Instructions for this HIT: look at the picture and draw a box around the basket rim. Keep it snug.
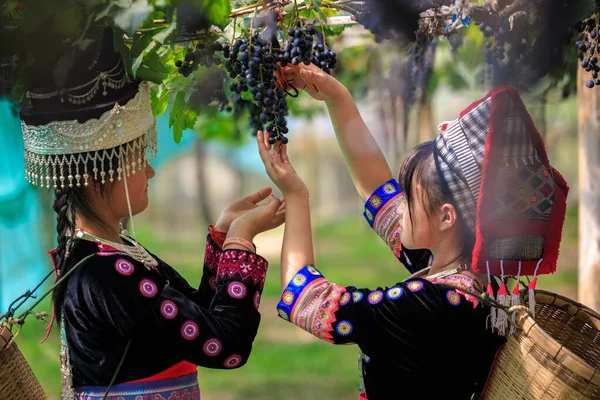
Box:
[533,289,600,320]
[512,290,600,386]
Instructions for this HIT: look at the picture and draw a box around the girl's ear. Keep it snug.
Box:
[439,203,458,232]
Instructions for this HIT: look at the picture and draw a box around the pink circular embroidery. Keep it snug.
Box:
[224,354,243,368]
[115,258,134,276]
[336,320,353,336]
[160,300,178,319]
[339,292,351,306]
[254,291,261,310]
[139,279,158,298]
[228,282,247,299]
[446,290,462,306]
[368,290,384,305]
[209,276,218,291]
[181,321,199,340]
[203,339,222,357]
[407,280,424,293]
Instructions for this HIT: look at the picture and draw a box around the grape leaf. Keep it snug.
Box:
[138,10,166,29]
[95,0,133,22]
[169,91,198,143]
[131,32,155,58]
[132,39,157,77]
[151,87,170,116]
[153,20,177,44]
[311,0,327,24]
[137,64,166,83]
[299,9,315,20]
[323,24,346,36]
[113,27,133,79]
[321,7,338,18]
[137,51,169,83]
[169,90,184,127]
[113,0,154,36]
[203,0,231,29]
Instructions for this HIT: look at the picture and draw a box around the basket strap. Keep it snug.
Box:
[0,324,12,349]
[14,253,97,323]
[101,339,132,400]
[1,269,55,321]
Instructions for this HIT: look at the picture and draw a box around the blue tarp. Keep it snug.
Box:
[0,100,47,313]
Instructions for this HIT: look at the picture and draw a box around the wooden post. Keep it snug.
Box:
[577,66,600,312]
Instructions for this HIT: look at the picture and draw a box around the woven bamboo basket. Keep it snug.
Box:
[0,324,48,399]
[482,290,600,400]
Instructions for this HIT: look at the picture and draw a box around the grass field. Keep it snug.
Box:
[15,207,579,399]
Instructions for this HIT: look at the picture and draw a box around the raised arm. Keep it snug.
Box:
[284,64,392,201]
[257,131,314,287]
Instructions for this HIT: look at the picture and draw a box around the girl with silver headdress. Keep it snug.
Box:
[256,65,568,399]
[20,29,284,399]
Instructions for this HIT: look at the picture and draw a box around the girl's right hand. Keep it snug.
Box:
[282,63,348,102]
[256,131,308,197]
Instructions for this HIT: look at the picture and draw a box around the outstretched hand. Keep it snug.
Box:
[257,131,308,197]
[281,63,347,102]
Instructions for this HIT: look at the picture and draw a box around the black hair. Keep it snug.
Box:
[51,155,116,324]
[398,141,475,265]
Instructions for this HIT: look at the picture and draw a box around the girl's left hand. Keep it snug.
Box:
[257,131,308,197]
[214,187,274,232]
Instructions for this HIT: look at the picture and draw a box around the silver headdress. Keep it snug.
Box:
[25,59,126,104]
[21,81,157,188]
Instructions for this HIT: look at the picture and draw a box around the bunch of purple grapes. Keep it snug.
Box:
[173,21,338,143]
[277,23,337,73]
[175,42,226,77]
[480,23,506,66]
[574,16,600,88]
[225,30,290,144]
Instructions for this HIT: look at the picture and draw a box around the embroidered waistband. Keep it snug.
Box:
[74,372,199,400]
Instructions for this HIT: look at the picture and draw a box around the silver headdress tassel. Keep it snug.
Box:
[21,81,157,188]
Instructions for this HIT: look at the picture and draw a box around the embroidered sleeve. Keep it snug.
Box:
[363,179,432,273]
[363,179,404,251]
[276,265,477,351]
[196,235,222,303]
[151,234,222,309]
[82,248,269,370]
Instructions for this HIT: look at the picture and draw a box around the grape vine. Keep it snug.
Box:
[1,0,599,146]
[174,19,337,144]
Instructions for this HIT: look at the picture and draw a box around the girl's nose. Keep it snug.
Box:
[146,164,156,180]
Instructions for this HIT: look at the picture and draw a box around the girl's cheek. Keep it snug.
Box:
[396,197,407,232]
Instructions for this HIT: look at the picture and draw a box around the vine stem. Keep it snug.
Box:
[228,0,361,22]
[321,1,360,16]
[231,16,237,46]
[136,25,169,33]
[294,0,299,27]
[230,1,285,18]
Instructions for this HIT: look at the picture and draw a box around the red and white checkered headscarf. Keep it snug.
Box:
[434,86,569,278]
